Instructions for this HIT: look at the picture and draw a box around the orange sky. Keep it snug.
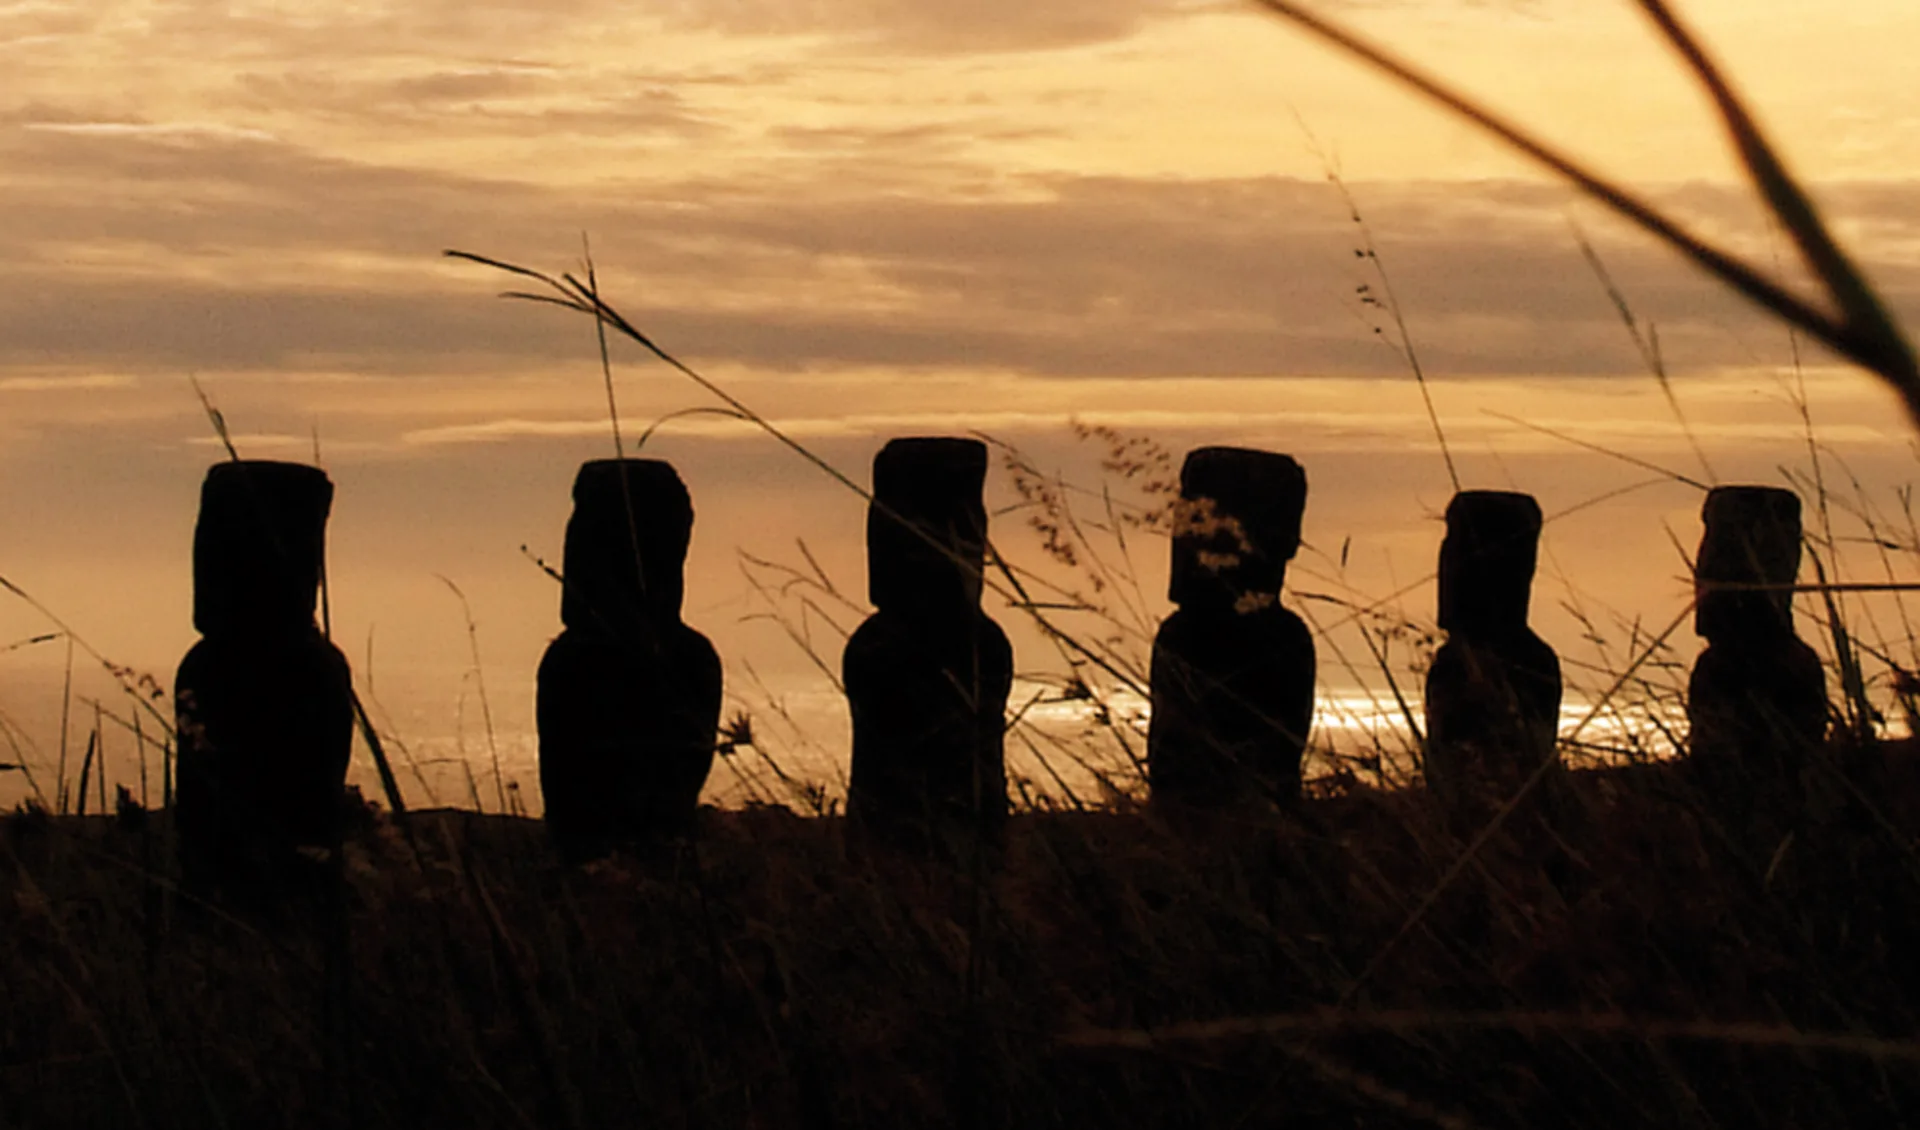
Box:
[3,0,1919,808]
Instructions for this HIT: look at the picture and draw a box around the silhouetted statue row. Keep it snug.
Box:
[171,444,1832,885]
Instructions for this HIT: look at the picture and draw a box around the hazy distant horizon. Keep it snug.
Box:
[0,651,1706,817]
[3,365,1914,817]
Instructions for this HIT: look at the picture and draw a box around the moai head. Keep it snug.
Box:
[1695,485,1801,641]
[866,437,990,620]
[1437,490,1543,635]
[193,461,334,637]
[561,459,694,633]
[1167,447,1306,611]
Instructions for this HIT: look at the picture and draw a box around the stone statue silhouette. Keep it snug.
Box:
[174,461,354,895]
[1148,447,1316,810]
[1687,486,1827,799]
[844,437,1013,851]
[1422,491,1562,822]
[537,459,723,861]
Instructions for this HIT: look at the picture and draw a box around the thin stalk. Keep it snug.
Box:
[75,728,96,819]
[584,238,625,460]
[1244,0,1920,423]
[1572,224,1714,484]
[438,576,509,814]
[94,702,106,814]
[56,634,73,813]
[1328,170,1458,491]
[134,707,148,811]
[1484,411,1711,492]
[1066,1007,1920,1063]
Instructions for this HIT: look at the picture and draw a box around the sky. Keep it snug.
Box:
[3,0,1920,810]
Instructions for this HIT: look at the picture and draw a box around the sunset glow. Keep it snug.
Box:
[5,0,1919,809]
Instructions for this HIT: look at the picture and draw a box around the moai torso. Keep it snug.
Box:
[174,461,354,893]
[1687,486,1827,793]
[538,459,722,860]
[844,437,1013,849]
[1422,491,1562,818]
[1148,447,1316,810]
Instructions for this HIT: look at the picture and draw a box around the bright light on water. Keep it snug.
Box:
[0,667,1802,817]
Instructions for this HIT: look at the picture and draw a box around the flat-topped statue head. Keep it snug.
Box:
[192,461,334,638]
[1694,485,1801,640]
[561,458,694,633]
[1167,446,1306,610]
[866,437,990,620]
[1437,490,1542,635]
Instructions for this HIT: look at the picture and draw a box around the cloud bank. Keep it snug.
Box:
[1,115,1916,383]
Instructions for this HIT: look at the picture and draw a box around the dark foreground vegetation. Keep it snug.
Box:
[7,749,1920,1130]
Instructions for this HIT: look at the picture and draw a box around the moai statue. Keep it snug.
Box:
[844,437,1013,851]
[1687,486,1827,796]
[538,459,723,861]
[1422,491,1562,820]
[174,461,354,893]
[1148,447,1316,810]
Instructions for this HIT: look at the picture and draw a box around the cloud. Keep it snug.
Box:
[0,373,137,392]
[22,120,281,143]
[2,118,1918,382]
[119,0,1199,69]
[645,0,1206,54]
[396,400,1905,456]
[0,3,95,41]
[184,432,330,452]
[228,69,721,140]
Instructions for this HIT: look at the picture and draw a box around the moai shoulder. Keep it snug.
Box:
[1422,491,1562,818]
[173,460,354,898]
[1148,446,1316,811]
[537,459,723,861]
[845,437,1013,853]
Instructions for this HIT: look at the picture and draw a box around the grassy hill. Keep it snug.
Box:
[6,749,1920,1129]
